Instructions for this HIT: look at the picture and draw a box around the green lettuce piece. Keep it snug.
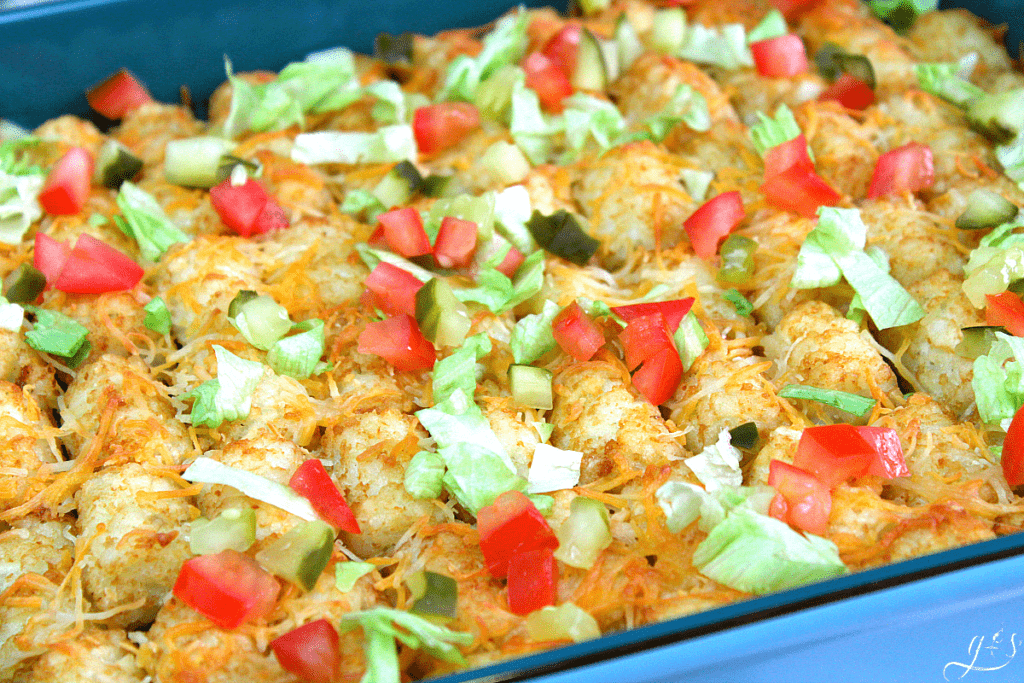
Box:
[973,331,1024,428]
[749,104,805,158]
[510,299,560,365]
[440,441,528,513]
[0,169,43,244]
[656,481,775,534]
[846,245,889,325]
[723,289,753,316]
[0,136,44,176]
[454,250,544,314]
[778,384,876,417]
[417,392,509,466]
[340,189,387,222]
[266,319,327,379]
[143,296,171,335]
[692,506,848,594]
[115,181,190,261]
[747,10,787,43]
[339,607,473,683]
[431,333,491,408]
[437,10,529,102]
[291,126,417,165]
[678,22,753,70]
[364,80,410,124]
[997,135,1024,192]
[335,562,375,592]
[834,249,924,328]
[493,184,537,254]
[354,243,436,283]
[684,429,743,492]
[868,0,938,31]
[681,168,714,203]
[642,84,710,140]
[560,94,627,161]
[426,192,496,246]
[184,345,265,428]
[25,308,88,357]
[509,77,553,164]
[474,65,525,124]
[404,450,446,499]
[914,61,985,107]
[674,311,708,371]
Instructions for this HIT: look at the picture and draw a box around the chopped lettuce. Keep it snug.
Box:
[527,443,583,493]
[749,104,805,158]
[454,249,544,314]
[510,299,561,365]
[339,607,473,683]
[437,10,529,102]
[778,384,876,417]
[493,184,537,254]
[335,561,376,592]
[438,441,527,513]
[681,168,714,203]
[143,296,172,335]
[692,506,848,594]
[997,134,1024,191]
[184,345,265,428]
[914,60,985,107]
[674,310,709,371]
[656,481,775,534]
[115,181,189,261]
[747,10,787,44]
[355,243,436,283]
[267,319,327,380]
[723,289,753,316]
[678,22,753,70]
[182,456,319,521]
[560,94,628,161]
[684,429,743,492]
[292,126,417,165]
[791,207,924,329]
[642,84,711,140]
[973,331,1024,428]
[868,0,938,31]
[341,188,387,222]
[509,77,553,165]
[431,333,491,407]
[0,169,43,244]
[404,450,446,499]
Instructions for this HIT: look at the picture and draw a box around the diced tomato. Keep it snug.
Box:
[866,142,935,199]
[683,191,745,258]
[768,460,832,536]
[750,34,808,78]
[86,69,152,120]
[289,460,361,534]
[53,234,144,294]
[39,147,93,216]
[172,550,280,629]
[761,163,842,219]
[551,301,605,361]
[619,314,675,371]
[377,207,432,258]
[524,52,574,113]
[630,344,683,406]
[818,73,875,111]
[856,426,910,479]
[793,424,908,488]
[610,298,695,333]
[477,490,559,579]
[507,547,558,615]
[357,314,436,372]
[413,103,481,156]
[540,23,581,77]
[271,619,341,683]
[34,233,71,287]
[763,134,814,179]
[770,0,822,17]
[364,262,424,317]
[210,177,289,237]
[433,217,478,269]
[495,245,526,278]
[1002,403,1024,486]
[986,292,1024,337]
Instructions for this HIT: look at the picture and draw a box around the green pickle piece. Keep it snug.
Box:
[508,364,554,410]
[415,278,471,347]
[3,263,46,304]
[728,422,760,450]
[407,570,458,621]
[190,507,257,555]
[255,520,335,591]
[717,234,757,284]
[956,325,1008,360]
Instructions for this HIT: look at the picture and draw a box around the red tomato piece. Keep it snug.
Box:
[413,103,481,156]
[763,134,814,179]
[770,0,822,17]
[271,619,341,683]
[364,262,424,317]
[356,315,436,372]
[818,73,875,111]
[507,547,558,616]
[34,233,71,287]
[39,147,93,216]
[760,163,842,219]
[53,234,144,294]
[377,207,432,258]
[477,490,559,579]
[251,200,290,235]
[866,142,935,199]
[986,292,1024,337]
[524,52,574,113]
[856,426,909,479]
[289,460,361,534]
[210,178,274,237]
[610,298,695,333]
[86,69,152,120]
[630,344,683,406]
[768,460,832,536]
[1002,403,1024,486]
[750,34,808,78]
[367,225,388,248]
[433,216,478,269]
[619,313,675,371]
[683,191,745,259]
[551,301,605,361]
[172,550,280,629]
[495,245,526,278]
[540,23,581,77]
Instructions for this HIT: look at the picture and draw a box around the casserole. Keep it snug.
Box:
[3,1,1024,682]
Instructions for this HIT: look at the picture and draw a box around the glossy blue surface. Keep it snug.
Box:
[3,1,1024,681]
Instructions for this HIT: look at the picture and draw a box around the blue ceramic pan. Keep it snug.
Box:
[2,1,1024,681]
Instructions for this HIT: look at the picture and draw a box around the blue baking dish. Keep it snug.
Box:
[3,1,1024,681]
